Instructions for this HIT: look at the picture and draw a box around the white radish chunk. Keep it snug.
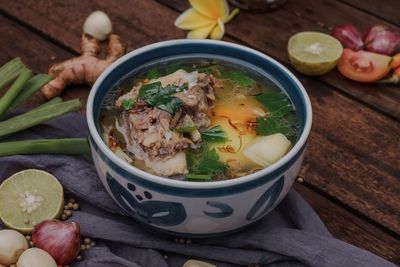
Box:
[243,133,291,167]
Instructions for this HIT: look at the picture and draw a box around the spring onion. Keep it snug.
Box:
[0,138,90,157]
[31,97,63,112]
[0,58,26,91]
[0,98,81,139]
[0,70,32,116]
[185,173,212,181]
[6,74,53,112]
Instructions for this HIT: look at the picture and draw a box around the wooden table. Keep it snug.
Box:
[1,0,399,264]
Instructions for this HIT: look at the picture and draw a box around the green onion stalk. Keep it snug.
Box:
[6,74,53,112]
[0,138,90,156]
[0,69,33,116]
[0,98,81,139]
[0,57,26,91]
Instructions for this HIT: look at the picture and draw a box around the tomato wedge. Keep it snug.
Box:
[337,48,391,82]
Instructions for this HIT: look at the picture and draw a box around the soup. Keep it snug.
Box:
[100,59,298,181]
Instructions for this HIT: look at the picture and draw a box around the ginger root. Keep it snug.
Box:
[41,34,126,99]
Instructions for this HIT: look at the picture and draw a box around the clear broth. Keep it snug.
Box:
[100,58,298,181]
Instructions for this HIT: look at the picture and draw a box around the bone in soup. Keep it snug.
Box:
[100,59,298,181]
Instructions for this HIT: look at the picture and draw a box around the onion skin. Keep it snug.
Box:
[364,25,400,55]
[331,24,364,51]
[32,220,81,265]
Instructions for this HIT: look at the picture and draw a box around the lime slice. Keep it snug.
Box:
[0,169,64,234]
[288,32,343,76]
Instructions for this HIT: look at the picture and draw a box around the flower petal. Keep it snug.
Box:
[187,23,217,39]
[189,0,229,20]
[175,8,215,30]
[210,19,225,40]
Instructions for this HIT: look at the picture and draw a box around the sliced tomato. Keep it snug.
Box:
[337,48,391,82]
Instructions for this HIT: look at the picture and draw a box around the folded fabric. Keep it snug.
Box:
[0,112,394,267]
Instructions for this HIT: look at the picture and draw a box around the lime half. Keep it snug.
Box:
[0,169,64,234]
[288,31,343,76]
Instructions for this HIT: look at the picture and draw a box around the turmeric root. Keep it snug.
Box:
[41,34,126,99]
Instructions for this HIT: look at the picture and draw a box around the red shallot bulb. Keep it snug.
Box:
[331,24,364,51]
[364,25,400,55]
[32,220,81,265]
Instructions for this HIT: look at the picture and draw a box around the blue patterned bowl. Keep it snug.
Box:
[87,40,312,237]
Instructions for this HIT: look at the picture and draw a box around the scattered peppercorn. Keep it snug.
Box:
[296,176,304,183]
[84,237,91,245]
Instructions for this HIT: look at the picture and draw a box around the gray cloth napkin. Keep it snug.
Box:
[0,112,395,267]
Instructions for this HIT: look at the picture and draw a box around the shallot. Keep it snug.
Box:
[32,220,81,265]
[364,25,400,55]
[331,24,364,51]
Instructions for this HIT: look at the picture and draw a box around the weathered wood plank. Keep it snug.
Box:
[0,15,87,109]
[157,0,400,120]
[0,0,184,53]
[296,184,400,264]
[341,0,400,27]
[1,0,400,236]
[0,6,400,263]
[153,0,400,234]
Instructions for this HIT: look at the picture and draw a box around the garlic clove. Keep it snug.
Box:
[183,259,216,267]
[243,133,291,167]
[83,10,113,41]
[17,248,57,267]
[0,229,29,265]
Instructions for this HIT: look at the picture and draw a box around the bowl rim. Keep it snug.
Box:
[87,39,312,189]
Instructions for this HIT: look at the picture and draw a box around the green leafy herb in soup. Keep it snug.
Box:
[100,61,298,181]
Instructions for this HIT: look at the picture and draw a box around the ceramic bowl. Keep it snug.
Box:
[87,39,312,237]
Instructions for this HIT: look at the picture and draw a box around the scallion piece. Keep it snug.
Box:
[0,98,81,139]
[186,173,212,181]
[0,138,90,156]
[0,58,26,91]
[6,74,53,112]
[0,70,32,116]
[31,97,63,112]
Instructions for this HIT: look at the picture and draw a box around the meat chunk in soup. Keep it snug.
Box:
[115,70,217,176]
